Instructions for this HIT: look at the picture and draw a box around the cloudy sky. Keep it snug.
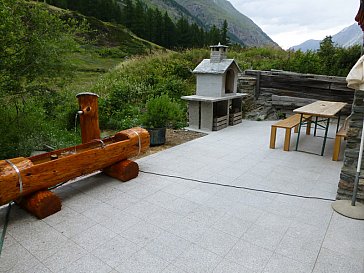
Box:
[228,0,360,49]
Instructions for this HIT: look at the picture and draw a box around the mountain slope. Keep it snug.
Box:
[47,4,161,56]
[291,39,320,51]
[292,24,362,51]
[334,24,362,48]
[142,0,278,47]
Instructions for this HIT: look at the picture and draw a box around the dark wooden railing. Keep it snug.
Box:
[244,69,354,103]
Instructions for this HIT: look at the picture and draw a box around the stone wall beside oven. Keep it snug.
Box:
[337,90,364,203]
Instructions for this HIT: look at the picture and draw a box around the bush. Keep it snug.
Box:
[0,97,80,159]
[97,47,128,58]
[92,51,202,130]
[99,102,142,130]
[141,95,183,128]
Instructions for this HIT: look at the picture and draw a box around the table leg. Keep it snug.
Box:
[314,116,318,136]
[295,114,303,151]
[321,118,330,156]
[336,115,341,133]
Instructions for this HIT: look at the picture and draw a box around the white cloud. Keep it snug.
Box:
[229,0,360,49]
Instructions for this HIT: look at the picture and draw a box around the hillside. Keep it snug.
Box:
[142,0,278,47]
[46,5,163,91]
[292,24,362,51]
[50,6,161,55]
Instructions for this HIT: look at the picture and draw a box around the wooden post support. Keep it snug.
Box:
[284,128,292,151]
[269,126,277,149]
[76,92,101,144]
[17,190,61,219]
[103,160,139,182]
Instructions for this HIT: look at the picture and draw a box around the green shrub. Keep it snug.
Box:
[99,102,142,130]
[141,95,183,128]
[153,76,193,100]
[0,97,80,159]
[97,47,128,58]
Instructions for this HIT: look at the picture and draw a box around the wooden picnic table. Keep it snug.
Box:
[293,100,347,156]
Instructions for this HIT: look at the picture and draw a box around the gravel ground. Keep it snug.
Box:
[133,129,206,159]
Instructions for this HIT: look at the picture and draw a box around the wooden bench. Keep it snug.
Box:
[270,114,312,151]
[332,117,349,161]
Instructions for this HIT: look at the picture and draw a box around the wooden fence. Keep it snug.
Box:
[244,69,354,103]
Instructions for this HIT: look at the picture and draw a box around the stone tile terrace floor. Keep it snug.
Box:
[1,120,364,273]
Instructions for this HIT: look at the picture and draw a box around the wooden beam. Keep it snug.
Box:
[17,190,61,219]
[104,160,139,182]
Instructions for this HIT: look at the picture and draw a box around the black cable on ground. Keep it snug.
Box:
[140,170,336,202]
[0,202,13,256]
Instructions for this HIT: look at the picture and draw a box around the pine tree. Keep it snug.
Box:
[221,20,229,45]
[208,25,221,45]
[123,0,134,28]
[162,12,176,48]
[176,17,191,48]
[133,0,146,37]
[152,8,163,44]
[190,23,201,48]
[48,0,68,9]
[144,8,154,42]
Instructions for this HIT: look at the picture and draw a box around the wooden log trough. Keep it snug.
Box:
[0,93,150,219]
[0,127,149,218]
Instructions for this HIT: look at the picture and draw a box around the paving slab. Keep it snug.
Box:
[0,120,363,273]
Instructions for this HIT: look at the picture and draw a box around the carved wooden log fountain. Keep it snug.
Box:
[0,93,150,218]
[77,92,101,143]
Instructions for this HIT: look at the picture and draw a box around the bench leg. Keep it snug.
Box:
[294,125,298,133]
[306,117,312,135]
[332,135,342,161]
[270,126,277,149]
[284,128,292,151]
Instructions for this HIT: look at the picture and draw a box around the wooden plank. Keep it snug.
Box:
[330,82,353,92]
[229,120,242,125]
[213,124,228,131]
[230,115,242,121]
[272,114,311,128]
[243,70,354,104]
[229,116,242,122]
[213,121,228,127]
[229,112,242,118]
[260,88,353,103]
[293,101,347,118]
[244,70,347,83]
[213,115,228,122]
[260,75,332,90]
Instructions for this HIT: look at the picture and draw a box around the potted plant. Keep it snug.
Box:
[142,94,183,146]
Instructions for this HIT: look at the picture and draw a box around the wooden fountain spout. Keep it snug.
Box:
[76,92,101,144]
